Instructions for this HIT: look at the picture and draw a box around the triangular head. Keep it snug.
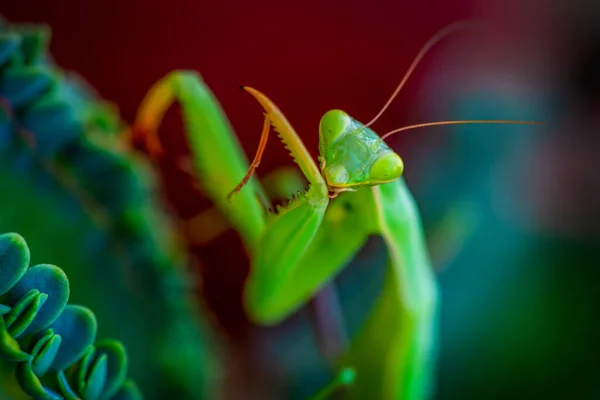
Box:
[318,109,404,196]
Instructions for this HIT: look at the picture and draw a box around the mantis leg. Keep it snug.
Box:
[133,71,267,252]
[236,87,333,325]
[260,180,437,398]
[186,166,307,245]
[133,76,334,326]
[226,115,271,201]
[253,187,377,321]
[238,87,327,204]
[342,178,438,400]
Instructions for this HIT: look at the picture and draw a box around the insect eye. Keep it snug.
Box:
[369,152,404,182]
[319,109,350,144]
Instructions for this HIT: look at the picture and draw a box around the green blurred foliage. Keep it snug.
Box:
[0,18,220,399]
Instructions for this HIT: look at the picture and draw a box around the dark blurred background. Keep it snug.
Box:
[3,1,600,399]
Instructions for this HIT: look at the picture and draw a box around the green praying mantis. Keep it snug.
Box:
[129,21,540,399]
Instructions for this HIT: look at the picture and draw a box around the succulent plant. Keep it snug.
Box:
[0,17,218,399]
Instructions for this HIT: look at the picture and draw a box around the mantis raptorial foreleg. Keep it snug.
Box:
[235,87,331,323]
[132,75,340,324]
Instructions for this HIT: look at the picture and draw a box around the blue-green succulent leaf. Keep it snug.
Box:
[0,67,54,108]
[49,304,97,371]
[0,316,31,361]
[15,25,50,65]
[57,369,81,400]
[95,339,127,400]
[5,263,70,336]
[16,360,62,400]
[31,329,62,376]
[0,232,30,295]
[83,352,108,400]
[5,289,40,326]
[21,95,83,156]
[0,32,22,65]
[6,289,48,338]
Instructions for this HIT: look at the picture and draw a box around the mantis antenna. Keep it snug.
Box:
[361,20,543,141]
[380,119,542,141]
[364,20,481,128]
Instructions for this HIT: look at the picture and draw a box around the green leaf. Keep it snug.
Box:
[0,66,53,108]
[14,25,51,65]
[49,305,97,371]
[0,316,31,362]
[57,369,81,400]
[95,340,127,400]
[30,329,62,376]
[0,32,22,65]
[21,95,83,156]
[0,232,30,295]
[5,264,70,336]
[71,346,109,400]
[16,360,62,400]
[60,140,145,214]
[82,352,108,400]
[5,288,48,338]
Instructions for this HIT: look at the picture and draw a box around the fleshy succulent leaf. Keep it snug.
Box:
[49,304,97,371]
[0,232,30,295]
[5,263,70,336]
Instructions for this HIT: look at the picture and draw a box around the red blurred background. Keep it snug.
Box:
[3,0,476,164]
[1,0,482,332]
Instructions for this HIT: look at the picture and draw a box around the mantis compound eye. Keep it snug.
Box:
[319,109,351,144]
[369,152,404,182]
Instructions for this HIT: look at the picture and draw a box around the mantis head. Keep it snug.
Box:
[318,109,404,195]
[317,21,542,198]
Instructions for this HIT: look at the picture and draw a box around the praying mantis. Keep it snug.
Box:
[130,21,540,399]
